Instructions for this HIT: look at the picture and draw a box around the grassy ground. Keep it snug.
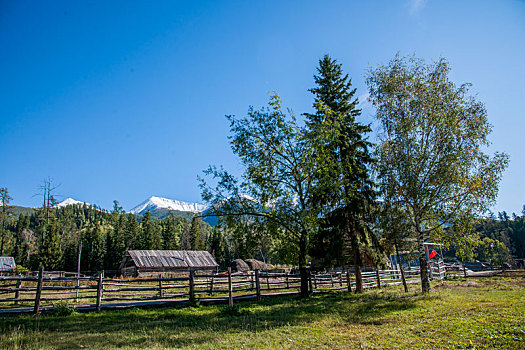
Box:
[0,276,523,349]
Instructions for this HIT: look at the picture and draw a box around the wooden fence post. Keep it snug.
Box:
[159,279,164,298]
[189,270,195,303]
[14,274,21,305]
[286,272,289,289]
[209,275,214,296]
[255,269,261,301]
[101,270,105,299]
[227,267,233,308]
[376,269,381,289]
[33,266,44,315]
[345,268,352,293]
[96,272,103,312]
[308,269,313,294]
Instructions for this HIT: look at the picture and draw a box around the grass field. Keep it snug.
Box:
[0,276,523,349]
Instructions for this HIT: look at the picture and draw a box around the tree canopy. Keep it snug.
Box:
[367,55,509,292]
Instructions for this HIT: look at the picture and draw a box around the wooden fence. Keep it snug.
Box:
[0,266,422,315]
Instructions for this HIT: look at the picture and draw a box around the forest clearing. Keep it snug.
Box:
[0,275,523,350]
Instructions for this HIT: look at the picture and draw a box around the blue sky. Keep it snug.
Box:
[1,0,524,214]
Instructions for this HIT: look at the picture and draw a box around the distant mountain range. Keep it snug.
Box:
[49,196,215,223]
[129,196,207,215]
[54,197,88,208]
[10,195,220,224]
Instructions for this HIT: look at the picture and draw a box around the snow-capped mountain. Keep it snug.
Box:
[55,198,88,208]
[129,196,207,215]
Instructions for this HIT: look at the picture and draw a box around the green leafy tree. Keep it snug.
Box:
[200,93,320,297]
[367,55,509,292]
[306,55,379,293]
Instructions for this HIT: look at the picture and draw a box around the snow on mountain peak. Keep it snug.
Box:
[129,196,207,214]
[55,198,88,208]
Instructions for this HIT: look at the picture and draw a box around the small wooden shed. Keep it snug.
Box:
[119,250,218,276]
[0,257,16,272]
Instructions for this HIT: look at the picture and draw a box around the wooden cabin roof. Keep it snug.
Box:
[125,250,218,269]
[0,257,16,272]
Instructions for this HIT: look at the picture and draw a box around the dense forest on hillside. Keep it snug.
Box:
[0,199,229,272]
[1,200,523,274]
[0,194,297,273]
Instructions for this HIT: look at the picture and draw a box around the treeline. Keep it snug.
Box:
[0,190,237,272]
[0,186,294,272]
[0,195,523,274]
[472,210,525,263]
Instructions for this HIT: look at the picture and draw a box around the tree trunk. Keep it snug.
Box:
[350,232,364,293]
[299,230,309,298]
[394,238,408,293]
[353,255,363,293]
[416,228,431,293]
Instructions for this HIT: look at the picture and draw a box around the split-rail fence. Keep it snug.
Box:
[0,266,421,315]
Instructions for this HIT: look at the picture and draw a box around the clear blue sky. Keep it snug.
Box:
[1,1,524,214]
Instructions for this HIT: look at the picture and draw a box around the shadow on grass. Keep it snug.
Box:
[0,292,430,349]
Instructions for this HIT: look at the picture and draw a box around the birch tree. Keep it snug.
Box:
[367,55,509,292]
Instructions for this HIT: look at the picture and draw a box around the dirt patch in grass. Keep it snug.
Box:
[459,281,481,288]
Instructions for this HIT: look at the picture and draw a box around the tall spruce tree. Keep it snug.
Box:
[162,215,180,250]
[0,187,12,256]
[141,211,153,248]
[82,224,105,272]
[126,214,140,249]
[209,227,227,269]
[189,217,203,250]
[13,214,26,265]
[39,217,62,270]
[306,55,378,293]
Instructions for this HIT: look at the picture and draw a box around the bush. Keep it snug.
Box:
[51,301,75,316]
[13,265,29,275]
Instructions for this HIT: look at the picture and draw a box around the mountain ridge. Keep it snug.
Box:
[129,196,207,215]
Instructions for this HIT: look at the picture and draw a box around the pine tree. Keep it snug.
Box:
[180,219,191,250]
[39,217,62,270]
[126,214,140,249]
[150,221,162,250]
[0,187,13,256]
[209,227,226,268]
[306,55,378,293]
[13,214,26,265]
[162,216,180,250]
[82,224,105,272]
[189,217,202,250]
[141,211,153,249]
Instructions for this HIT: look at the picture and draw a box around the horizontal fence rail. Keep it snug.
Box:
[0,264,476,315]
